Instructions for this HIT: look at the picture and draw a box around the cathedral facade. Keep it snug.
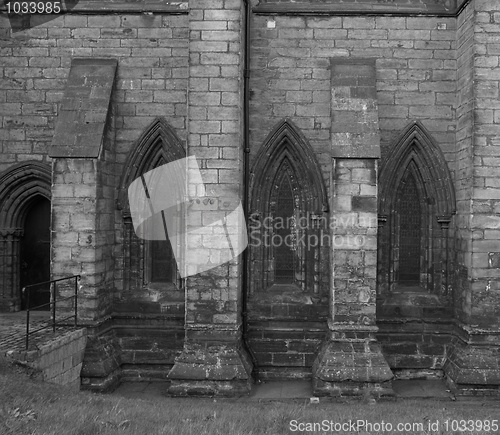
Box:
[1,0,499,396]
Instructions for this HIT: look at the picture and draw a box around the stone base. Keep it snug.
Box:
[6,328,87,392]
[377,321,453,371]
[167,341,253,397]
[80,329,122,392]
[81,368,122,392]
[445,338,500,396]
[446,377,500,397]
[312,324,394,398]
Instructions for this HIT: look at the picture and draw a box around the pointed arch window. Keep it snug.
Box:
[249,119,328,296]
[396,171,422,284]
[271,159,298,284]
[378,122,456,298]
[118,118,185,296]
[138,154,178,287]
[149,240,174,283]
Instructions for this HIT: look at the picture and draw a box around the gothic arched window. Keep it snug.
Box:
[148,240,175,283]
[272,162,296,284]
[246,119,329,378]
[395,171,422,285]
[248,119,328,296]
[118,118,185,302]
[378,121,456,299]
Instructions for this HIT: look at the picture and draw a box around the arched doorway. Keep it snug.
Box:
[20,196,51,310]
[0,161,51,312]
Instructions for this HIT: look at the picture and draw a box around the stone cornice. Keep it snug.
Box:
[254,0,470,17]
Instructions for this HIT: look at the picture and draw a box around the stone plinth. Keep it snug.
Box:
[168,326,253,396]
[313,323,393,398]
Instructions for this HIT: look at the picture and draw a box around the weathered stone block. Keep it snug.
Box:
[445,338,500,393]
[168,340,252,396]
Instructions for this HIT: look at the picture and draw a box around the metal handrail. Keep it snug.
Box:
[22,275,81,350]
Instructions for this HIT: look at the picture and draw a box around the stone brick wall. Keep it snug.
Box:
[0,12,189,306]
[167,0,253,397]
[110,12,188,304]
[249,12,457,175]
[183,0,244,329]
[1,0,500,396]
[0,20,55,174]
[6,328,87,392]
[249,8,457,384]
[332,159,377,325]
[470,0,500,329]
[51,160,107,320]
[450,0,500,330]
[0,7,190,385]
[1,13,188,173]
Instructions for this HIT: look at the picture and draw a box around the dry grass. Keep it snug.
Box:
[0,355,499,435]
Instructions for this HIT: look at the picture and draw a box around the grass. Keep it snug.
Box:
[1,355,499,435]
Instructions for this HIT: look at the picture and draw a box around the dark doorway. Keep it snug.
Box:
[20,196,51,310]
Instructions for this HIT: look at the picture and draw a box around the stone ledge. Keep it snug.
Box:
[253,0,469,17]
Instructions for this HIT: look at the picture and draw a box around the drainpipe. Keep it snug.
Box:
[241,0,258,377]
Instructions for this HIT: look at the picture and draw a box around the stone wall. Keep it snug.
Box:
[248,12,457,173]
[6,329,87,392]
[470,0,500,330]
[0,10,189,314]
[0,0,500,396]
[0,12,188,172]
[167,0,253,397]
[248,2,456,383]
[444,0,500,395]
